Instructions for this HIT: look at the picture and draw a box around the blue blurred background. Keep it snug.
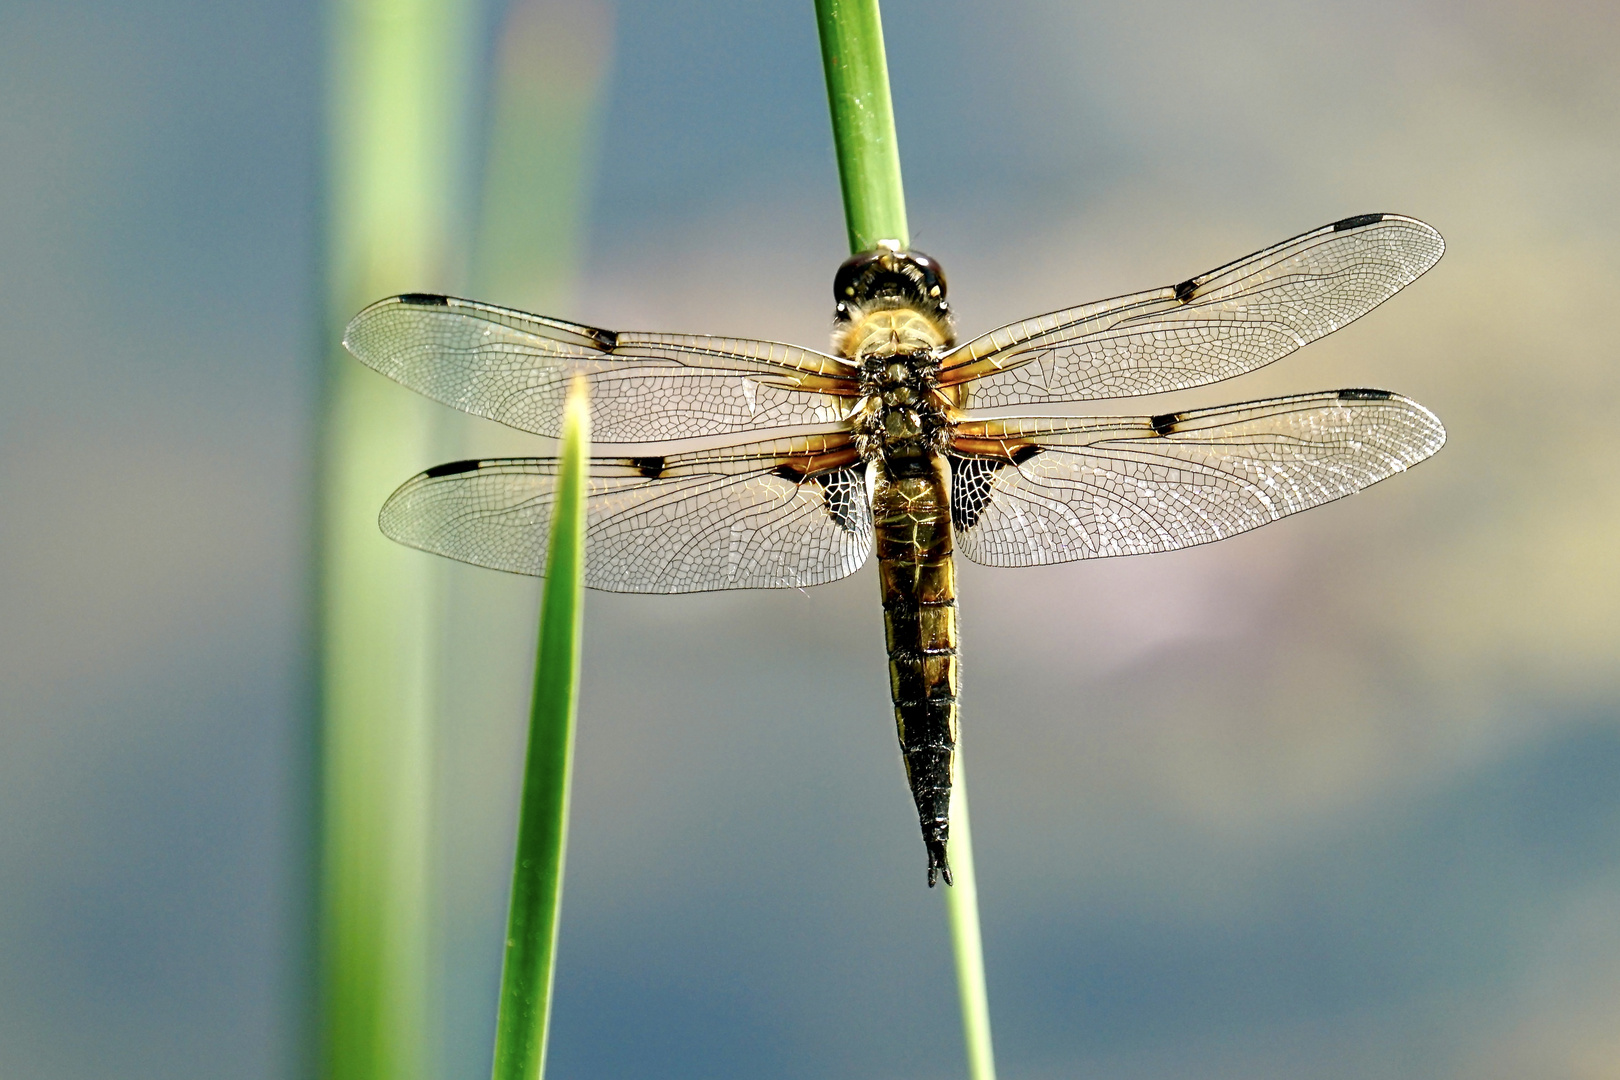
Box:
[4,0,1620,1077]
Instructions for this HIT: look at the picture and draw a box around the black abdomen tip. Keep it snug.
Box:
[925,839,953,887]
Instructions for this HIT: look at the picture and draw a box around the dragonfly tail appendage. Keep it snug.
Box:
[927,837,953,888]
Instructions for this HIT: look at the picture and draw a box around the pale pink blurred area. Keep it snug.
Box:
[4,0,1620,1078]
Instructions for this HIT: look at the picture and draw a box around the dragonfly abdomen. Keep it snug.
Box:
[872,451,959,886]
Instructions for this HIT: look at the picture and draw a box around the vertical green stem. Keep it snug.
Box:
[321,0,474,1078]
[814,0,909,252]
[947,752,996,1080]
[813,5,996,1078]
[491,380,590,1080]
[435,4,612,1074]
[474,0,613,310]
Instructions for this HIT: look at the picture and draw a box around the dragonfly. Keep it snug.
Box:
[345,212,1446,886]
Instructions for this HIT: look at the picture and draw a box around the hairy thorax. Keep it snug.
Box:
[837,305,959,470]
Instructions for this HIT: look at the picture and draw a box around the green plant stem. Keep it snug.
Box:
[321,0,475,1077]
[473,0,613,310]
[491,378,590,1080]
[947,751,996,1080]
[814,5,996,1078]
[814,0,909,251]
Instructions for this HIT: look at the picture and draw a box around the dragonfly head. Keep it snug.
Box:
[833,247,951,330]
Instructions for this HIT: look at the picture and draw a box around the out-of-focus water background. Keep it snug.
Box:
[4,0,1620,1077]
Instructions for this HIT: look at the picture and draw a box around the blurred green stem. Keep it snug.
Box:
[490,380,590,1080]
[321,0,474,1078]
[813,4,996,1079]
[433,4,612,1076]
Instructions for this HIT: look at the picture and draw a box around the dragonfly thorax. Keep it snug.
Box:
[849,329,952,467]
[832,249,956,470]
[833,305,951,361]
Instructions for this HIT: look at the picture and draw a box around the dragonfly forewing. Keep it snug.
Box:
[940,214,1444,407]
[344,293,858,443]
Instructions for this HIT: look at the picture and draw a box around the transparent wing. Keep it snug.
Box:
[948,389,1444,567]
[344,293,859,443]
[379,432,872,592]
[940,214,1444,406]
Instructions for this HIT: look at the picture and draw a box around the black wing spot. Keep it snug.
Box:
[423,458,481,478]
[775,463,863,534]
[630,455,667,479]
[1010,444,1042,465]
[1332,213,1386,232]
[812,467,865,534]
[949,448,1042,530]
[398,293,449,306]
[950,454,1002,531]
[1338,388,1393,401]
[1150,412,1183,435]
[1173,278,1198,304]
[593,327,619,350]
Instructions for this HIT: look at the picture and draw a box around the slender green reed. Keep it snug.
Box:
[490,379,590,1080]
[947,750,996,1080]
[814,0,909,252]
[321,0,475,1078]
[813,3,997,1077]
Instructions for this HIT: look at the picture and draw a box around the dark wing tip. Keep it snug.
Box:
[343,293,454,359]
[1332,213,1387,232]
[422,458,482,478]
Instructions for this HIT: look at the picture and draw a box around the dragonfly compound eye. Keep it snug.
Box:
[833,248,949,323]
